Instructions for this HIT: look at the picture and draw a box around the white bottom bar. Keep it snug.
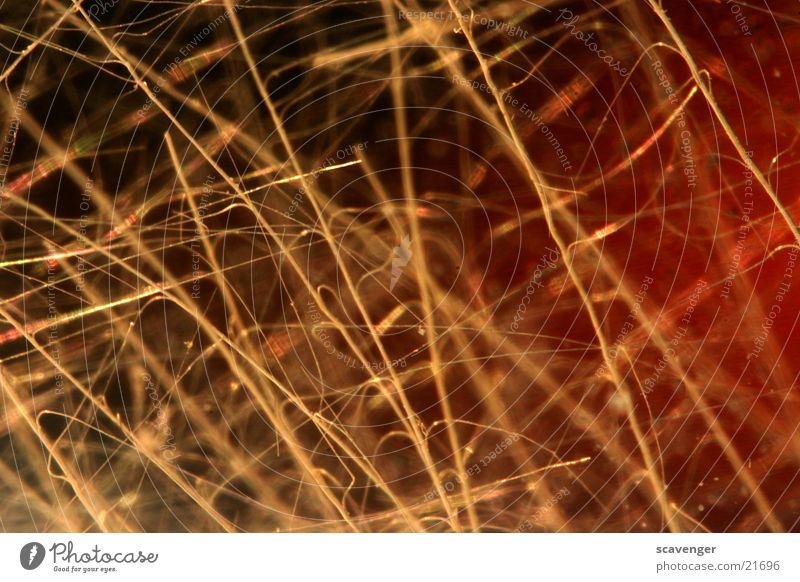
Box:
[1,534,796,580]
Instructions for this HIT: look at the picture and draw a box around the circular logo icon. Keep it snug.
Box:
[20,542,46,570]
